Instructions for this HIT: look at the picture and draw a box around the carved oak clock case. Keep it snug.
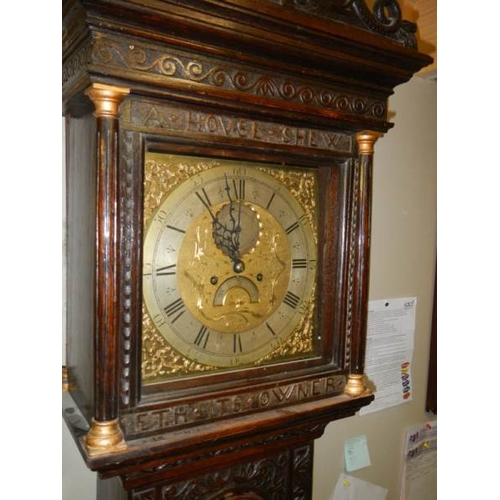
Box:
[62,1,431,498]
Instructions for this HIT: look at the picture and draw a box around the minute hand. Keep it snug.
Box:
[225,175,244,271]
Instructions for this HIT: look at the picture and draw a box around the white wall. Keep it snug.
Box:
[62,75,437,500]
[313,76,436,500]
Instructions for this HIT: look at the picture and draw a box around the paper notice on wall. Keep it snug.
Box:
[344,435,371,472]
[359,298,416,415]
[332,473,388,500]
[399,421,437,500]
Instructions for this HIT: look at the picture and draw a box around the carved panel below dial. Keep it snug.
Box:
[130,443,313,499]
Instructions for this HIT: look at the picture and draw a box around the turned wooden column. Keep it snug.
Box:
[84,83,130,455]
[345,131,382,397]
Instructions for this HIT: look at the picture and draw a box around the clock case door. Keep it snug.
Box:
[118,112,353,439]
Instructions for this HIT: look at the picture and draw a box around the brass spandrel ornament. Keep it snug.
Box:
[142,306,215,381]
[142,154,318,383]
[259,167,318,243]
[143,156,222,228]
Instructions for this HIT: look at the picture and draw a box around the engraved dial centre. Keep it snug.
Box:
[213,202,262,258]
[177,201,290,334]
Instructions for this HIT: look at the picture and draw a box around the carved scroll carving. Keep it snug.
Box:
[162,453,289,500]
[291,444,313,499]
[130,442,315,499]
[92,34,387,122]
[268,0,418,48]
[62,39,92,97]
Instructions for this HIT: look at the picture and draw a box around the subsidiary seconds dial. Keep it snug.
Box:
[142,164,317,368]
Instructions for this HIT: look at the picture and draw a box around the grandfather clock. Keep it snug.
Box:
[62,1,431,498]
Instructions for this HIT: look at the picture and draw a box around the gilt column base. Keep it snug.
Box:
[345,374,369,398]
[85,418,127,457]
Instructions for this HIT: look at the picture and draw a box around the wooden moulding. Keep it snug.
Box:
[62,0,431,128]
[63,390,374,484]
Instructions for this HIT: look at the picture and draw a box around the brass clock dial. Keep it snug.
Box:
[142,154,318,374]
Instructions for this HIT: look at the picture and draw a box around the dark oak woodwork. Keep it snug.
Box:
[63,1,431,498]
[426,269,437,414]
[348,135,378,377]
[65,111,96,424]
[93,113,121,422]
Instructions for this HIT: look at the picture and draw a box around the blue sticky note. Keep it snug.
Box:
[344,435,371,472]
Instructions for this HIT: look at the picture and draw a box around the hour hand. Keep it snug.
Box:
[213,206,263,275]
[212,174,242,271]
[213,211,243,273]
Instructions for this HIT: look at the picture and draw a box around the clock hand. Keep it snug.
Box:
[213,218,240,263]
[235,195,242,252]
[224,175,242,252]
[213,175,244,272]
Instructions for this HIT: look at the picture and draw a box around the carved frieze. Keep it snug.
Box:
[128,442,315,499]
[92,33,386,123]
[121,375,345,436]
[121,99,354,154]
[162,452,289,499]
[62,40,92,91]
